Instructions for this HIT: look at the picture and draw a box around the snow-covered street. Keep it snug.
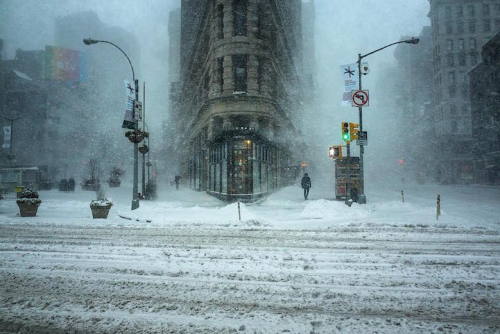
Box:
[1,184,499,333]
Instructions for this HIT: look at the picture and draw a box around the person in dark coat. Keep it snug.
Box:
[301,173,311,200]
[174,175,181,190]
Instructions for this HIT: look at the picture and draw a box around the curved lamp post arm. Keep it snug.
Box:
[359,37,419,61]
[83,38,135,82]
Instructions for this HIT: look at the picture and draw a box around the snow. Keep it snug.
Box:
[0,182,499,333]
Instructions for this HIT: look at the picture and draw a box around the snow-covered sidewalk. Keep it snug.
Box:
[0,183,499,333]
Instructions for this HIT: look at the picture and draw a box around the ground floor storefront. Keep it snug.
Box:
[188,131,298,201]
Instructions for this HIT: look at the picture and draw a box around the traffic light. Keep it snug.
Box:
[341,122,350,142]
[329,145,343,159]
[349,122,359,140]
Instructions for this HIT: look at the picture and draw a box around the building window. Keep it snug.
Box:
[468,20,476,33]
[483,3,490,16]
[446,22,453,34]
[448,71,456,85]
[449,86,456,97]
[457,5,463,18]
[467,4,475,17]
[217,57,224,93]
[451,121,458,133]
[470,37,477,49]
[446,39,454,52]
[233,0,247,36]
[496,4,500,15]
[457,21,464,34]
[232,54,248,92]
[458,53,466,66]
[471,53,478,65]
[450,104,457,116]
[217,4,224,39]
[447,54,455,67]
[445,6,452,19]
[483,19,491,32]
[458,38,464,50]
[270,69,277,98]
[257,3,264,39]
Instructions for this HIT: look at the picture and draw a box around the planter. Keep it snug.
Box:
[17,199,42,217]
[90,200,113,219]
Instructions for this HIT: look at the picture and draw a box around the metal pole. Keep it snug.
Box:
[357,54,367,204]
[141,81,146,196]
[132,79,139,209]
[83,38,139,210]
[9,119,13,158]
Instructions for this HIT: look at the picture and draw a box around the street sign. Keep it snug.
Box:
[356,131,368,146]
[352,90,369,107]
[341,64,358,106]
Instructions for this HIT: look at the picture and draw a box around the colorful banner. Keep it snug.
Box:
[2,126,11,149]
[44,46,87,82]
[122,81,135,129]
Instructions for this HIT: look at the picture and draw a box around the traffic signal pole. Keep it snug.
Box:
[355,38,420,205]
[357,54,366,204]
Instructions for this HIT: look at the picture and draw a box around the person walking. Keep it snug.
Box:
[301,173,311,200]
[174,175,181,190]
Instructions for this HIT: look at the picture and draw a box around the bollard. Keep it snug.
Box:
[237,201,241,221]
[401,190,405,203]
[436,194,441,221]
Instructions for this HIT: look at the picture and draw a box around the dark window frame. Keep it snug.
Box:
[232,54,248,92]
[232,0,248,36]
[217,4,224,39]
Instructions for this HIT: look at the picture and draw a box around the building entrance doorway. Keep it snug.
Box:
[230,140,253,195]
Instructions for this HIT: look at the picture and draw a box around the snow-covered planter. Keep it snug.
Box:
[90,199,113,219]
[16,189,41,217]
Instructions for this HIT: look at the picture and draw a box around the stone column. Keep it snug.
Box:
[208,117,215,140]
[222,0,233,38]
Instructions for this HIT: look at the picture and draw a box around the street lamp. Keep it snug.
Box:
[356,37,419,204]
[83,37,140,210]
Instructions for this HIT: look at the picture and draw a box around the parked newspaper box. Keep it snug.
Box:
[335,157,362,200]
